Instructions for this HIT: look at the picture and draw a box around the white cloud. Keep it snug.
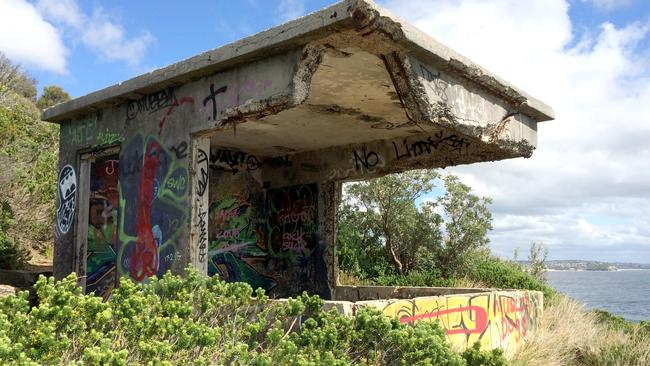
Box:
[381,0,650,262]
[0,0,67,73]
[35,0,154,67]
[80,8,154,67]
[35,0,84,28]
[275,0,306,23]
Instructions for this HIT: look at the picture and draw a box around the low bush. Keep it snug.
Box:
[0,268,505,365]
[0,199,31,270]
[470,256,557,301]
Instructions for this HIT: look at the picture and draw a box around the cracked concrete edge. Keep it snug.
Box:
[352,0,554,122]
[41,0,358,123]
[42,0,553,125]
[385,50,538,158]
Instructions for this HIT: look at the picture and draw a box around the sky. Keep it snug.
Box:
[1,0,649,263]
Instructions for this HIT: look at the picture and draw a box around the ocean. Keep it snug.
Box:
[546,269,650,322]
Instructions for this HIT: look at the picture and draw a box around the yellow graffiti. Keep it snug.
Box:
[379,291,543,353]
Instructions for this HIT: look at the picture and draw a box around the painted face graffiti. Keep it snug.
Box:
[57,165,77,234]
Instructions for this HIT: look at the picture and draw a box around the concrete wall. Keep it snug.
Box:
[54,49,310,298]
[327,289,544,354]
[50,0,553,302]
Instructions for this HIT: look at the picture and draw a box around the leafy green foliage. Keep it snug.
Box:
[471,256,556,300]
[527,241,548,282]
[0,199,31,269]
[0,52,37,100]
[461,343,506,366]
[338,171,493,284]
[341,170,440,275]
[0,80,60,255]
[36,86,71,110]
[0,268,505,365]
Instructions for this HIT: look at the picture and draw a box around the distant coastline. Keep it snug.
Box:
[518,259,650,272]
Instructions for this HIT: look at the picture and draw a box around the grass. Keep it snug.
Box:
[509,295,650,366]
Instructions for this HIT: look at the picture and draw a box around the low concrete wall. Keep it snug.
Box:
[320,288,543,354]
[335,285,491,301]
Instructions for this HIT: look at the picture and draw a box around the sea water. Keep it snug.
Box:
[546,269,650,322]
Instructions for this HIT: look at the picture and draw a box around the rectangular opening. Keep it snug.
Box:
[206,143,328,298]
[78,147,120,299]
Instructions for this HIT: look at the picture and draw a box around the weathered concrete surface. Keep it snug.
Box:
[323,289,543,355]
[0,269,52,289]
[42,0,553,301]
[335,285,491,302]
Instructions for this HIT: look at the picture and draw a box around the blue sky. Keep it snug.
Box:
[7,0,647,98]
[2,0,650,263]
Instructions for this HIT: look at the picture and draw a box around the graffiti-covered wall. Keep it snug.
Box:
[360,290,543,353]
[53,49,316,298]
[207,158,328,298]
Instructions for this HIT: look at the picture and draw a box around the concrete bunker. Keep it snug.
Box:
[43,0,553,353]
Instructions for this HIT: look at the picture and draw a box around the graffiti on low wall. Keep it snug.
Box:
[379,291,542,352]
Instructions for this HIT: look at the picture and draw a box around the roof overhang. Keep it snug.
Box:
[43,0,554,175]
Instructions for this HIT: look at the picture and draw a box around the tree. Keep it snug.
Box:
[37,85,71,110]
[338,171,493,280]
[342,170,439,275]
[0,52,37,100]
[434,175,493,278]
[527,241,548,282]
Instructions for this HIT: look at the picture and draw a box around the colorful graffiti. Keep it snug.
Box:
[207,169,325,297]
[266,184,317,256]
[56,165,77,234]
[379,291,543,352]
[208,171,275,292]
[118,133,188,282]
[86,155,119,299]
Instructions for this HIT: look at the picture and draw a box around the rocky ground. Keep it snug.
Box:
[0,285,16,297]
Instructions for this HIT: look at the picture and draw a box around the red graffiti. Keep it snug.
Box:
[399,306,488,336]
[282,229,308,252]
[130,141,162,281]
[501,315,527,341]
[216,208,239,221]
[158,96,194,136]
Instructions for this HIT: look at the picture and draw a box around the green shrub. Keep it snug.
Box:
[373,270,455,288]
[470,256,557,300]
[592,309,636,333]
[0,268,505,365]
[0,200,31,269]
[461,342,506,366]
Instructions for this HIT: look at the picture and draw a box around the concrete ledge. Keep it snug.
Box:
[335,285,492,301]
[41,0,553,124]
[0,269,51,289]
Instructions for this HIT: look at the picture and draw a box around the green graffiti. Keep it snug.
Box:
[94,129,125,147]
[63,114,97,145]
[117,132,189,282]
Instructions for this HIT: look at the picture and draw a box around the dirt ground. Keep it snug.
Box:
[0,285,16,297]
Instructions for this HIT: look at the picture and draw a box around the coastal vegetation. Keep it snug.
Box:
[0,52,65,268]
[0,269,506,365]
[1,50,649,365]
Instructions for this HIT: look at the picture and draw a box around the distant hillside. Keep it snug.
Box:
[518,259,650,271]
